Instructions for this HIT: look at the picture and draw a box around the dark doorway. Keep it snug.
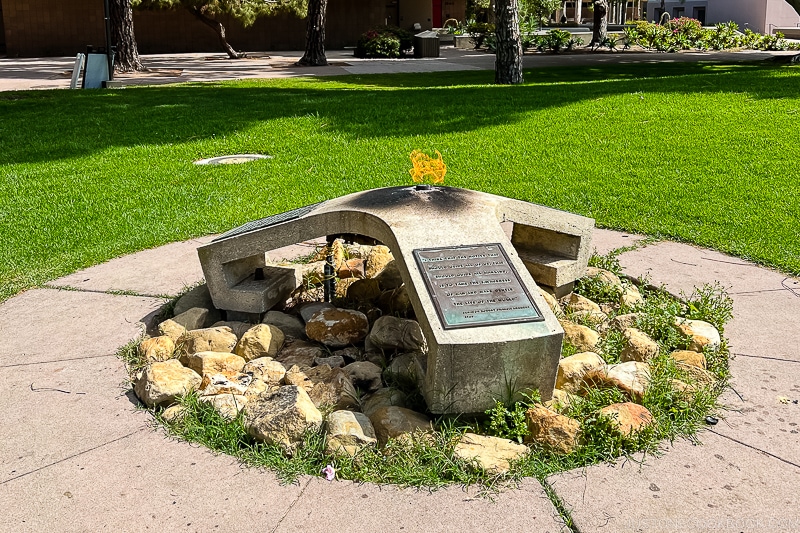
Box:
[386,0,399,27]
[433,0,443,27]
[693,6,706,25]
[0,0,6,55]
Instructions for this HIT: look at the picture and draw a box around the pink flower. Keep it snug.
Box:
[321,464,335,481]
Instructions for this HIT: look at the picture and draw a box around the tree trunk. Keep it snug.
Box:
[591,0,608,45]
[188,6,245,59]
[109,0,145,72]
[494,0,523,84]
[297,0,328,66]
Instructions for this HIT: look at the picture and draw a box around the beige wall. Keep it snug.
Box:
[400,0,433,30]
[766,0,800,32]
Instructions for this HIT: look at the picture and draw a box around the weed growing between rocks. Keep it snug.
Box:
[121,246,732,491]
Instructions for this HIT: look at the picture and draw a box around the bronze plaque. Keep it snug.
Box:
[413,244,543,329]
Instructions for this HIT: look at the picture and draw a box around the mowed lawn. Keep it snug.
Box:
[1,61,799,302]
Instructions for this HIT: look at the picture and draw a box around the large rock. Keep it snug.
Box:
[669,349,707,369]
[384,352,424,385]
[453,433,530,474]
[183,351,246,377]
[199,393,248,421]
[556,351,605,394]
[305,365,360,410]
[345,278,382,303]
[234,324,285,362]
[563,293,601,314]
[619,285,643,307]
[262,311,306,339]
[134,360,202,408]
[599,402,654,435]
[620,327,659,363]
[539,288,562,316]
[369,316,427,352]
[560,320,600,352]
[673,317,721,352]
[173,284,219,321]
[157,319,187,342]
[377,285,413,317]
[324,410,378,457]
[610,313,640,331]
[365,245,394,278]
[138,336,175,363]
[275,339,326,369]
[242,357,286,385]
[243,385,323,454]
[305,307,369,348]
[525,404,581,454]
[585,267,623,290]
[198,372,251,396]
[602,361,652,401]
[298,302,335,323]
[368,406,432,446]
[543,388,579,413]
[374,259,404,290]
[344,361,384,393]
[314,354,346,368]
[177,326,237,356]
[169,307,208,332]
[338,258,366,280]
[360,387,408,417]
[211,320,254,339]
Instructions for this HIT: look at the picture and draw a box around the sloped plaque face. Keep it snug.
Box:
[413,244,543,329]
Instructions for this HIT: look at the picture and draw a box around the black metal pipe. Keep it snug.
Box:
[323,235,336,302]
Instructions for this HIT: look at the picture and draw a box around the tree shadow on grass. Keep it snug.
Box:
[0,60,797,165]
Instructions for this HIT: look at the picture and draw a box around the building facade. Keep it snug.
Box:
[0,0,466,57]
[646,0,800,33]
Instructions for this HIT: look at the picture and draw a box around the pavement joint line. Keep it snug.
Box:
[730,352,800,364]
[708,429,800,470]
[0,353,118,369]
[0,427,146,485]
[270,476,312,533]
[41,283,173,300]
[540,476,581,533]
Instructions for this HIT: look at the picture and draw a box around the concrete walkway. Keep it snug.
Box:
[1,47,796,91]
[1,228,798,532]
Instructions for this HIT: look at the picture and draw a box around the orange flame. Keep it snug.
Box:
[409,150,447,185]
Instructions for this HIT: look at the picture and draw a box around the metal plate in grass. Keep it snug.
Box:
[194,154,273,165]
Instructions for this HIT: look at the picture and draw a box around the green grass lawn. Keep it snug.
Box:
[1,61,799,302]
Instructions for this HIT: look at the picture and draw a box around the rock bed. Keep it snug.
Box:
[129,241,727,476]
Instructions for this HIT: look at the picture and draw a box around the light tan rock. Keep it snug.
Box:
[244,378,275,400]
[361,387,408,417]
[610,313,641,331]
[304,365,360,411]
[161,404,188,423]
[198,372,251,396]
[585,267,623,289]
[138,336,175,363]
[177,326,237,356]
[620,285,643,307]
[569,309,608,323]
[262,311,306,339]
[305,307,370,348]
[539,288,562,315]
[234,324,285,362]
[454,433,530,474]
[544,389,579,413]
[338,258,366,279]
[134,360,202,408]
[283,365,314,393]
[560,320,600,352]
[369,406,433,446]
[556,351,605,394]
[365,245,394,279]
[199,393,248,420]
[183,351,246,377]
[243,385,323,455]
[525,404,581,454]
[620,327,659,363]
[335,277,359,299]
[603,361,651,401]
[564,293,601,313]
[243,357,287,385]
[600,402,654,435]
[157,319,187,342]
[673,318,721,352]
[369,316,427,352]
[325,410,378,457]
[670,349,707,369]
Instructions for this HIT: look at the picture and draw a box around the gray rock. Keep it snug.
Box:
[384,352,424,385]
[243,385,323,455]
[262,310,307,339]
[314,355,346,368]
[170,307,208,331]
[324,410,378,457]
[298,302,335,323]
[374,259,404,290]
[369,316,427,352]
[211,320,255,339]
[345,361,384,393]
[275,339,326,369]
[368,406,432,446]
[173,284,217,319]
[361,387,407,417]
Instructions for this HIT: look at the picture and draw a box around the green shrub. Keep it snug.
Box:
[354,26,411,58]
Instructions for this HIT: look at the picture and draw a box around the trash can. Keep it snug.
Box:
[414,31,440,58]
[82,46,113,89]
